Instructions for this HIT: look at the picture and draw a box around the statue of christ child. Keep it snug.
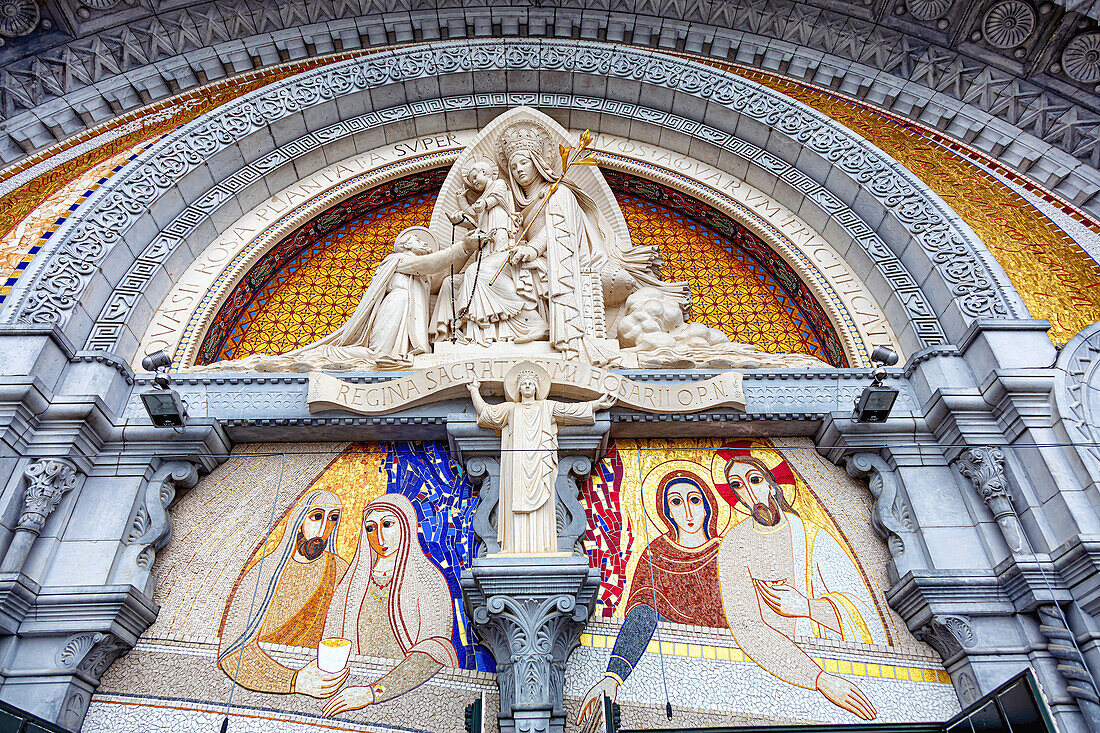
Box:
[467,361,616,554]
[437,161,529,345]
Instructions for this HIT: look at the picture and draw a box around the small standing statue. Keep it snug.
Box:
[467,361,616,554]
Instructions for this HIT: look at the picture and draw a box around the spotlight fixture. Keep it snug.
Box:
[853,346,899,424]
[140,351,187,427]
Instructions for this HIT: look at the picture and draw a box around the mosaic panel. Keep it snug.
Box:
[198,171,842,366]
[86,438,958,732]
[575,437,958,726]
[719,62,1100,345]
[0,138,156,304]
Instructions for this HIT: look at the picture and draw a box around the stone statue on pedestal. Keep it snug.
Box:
[466,361,615,554]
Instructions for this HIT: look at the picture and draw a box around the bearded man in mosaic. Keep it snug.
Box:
[217,490,350,697]
[716,447,883,720]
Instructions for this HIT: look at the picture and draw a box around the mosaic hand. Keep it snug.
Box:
[817,672,877,721]
[755,579,810,618]
[321,685,377,717]
[293,659,349,699]
[577,676,619,727]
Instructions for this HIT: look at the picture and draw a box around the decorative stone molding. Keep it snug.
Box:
[844,452,924,583]
[955,446,1026,554]
[6,41,1018,350]
[17,458,79,535]
[1,0,1099,187]
[1061,32,1100,85]
[0,0,41,39]
[1036,604,1100,723]
[462,557,600,733]
[980,1,1036,49]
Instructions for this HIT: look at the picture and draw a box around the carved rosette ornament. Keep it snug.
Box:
[18,458,80,535]
[981,0,1036,49]
[955,447,1025,553]
[1062,32,1100,84]
[0,0,41,39]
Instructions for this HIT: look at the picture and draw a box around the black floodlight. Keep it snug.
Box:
[140,350,186,427]
[141,389,187,427]
[853,346,899,423]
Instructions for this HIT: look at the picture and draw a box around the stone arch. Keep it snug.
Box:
[0,39,1029,361]
[134,129,903,370]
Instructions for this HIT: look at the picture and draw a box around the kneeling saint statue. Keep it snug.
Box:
[467,362,615,554]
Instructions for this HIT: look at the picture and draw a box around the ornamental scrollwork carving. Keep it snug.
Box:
[18,41,1009,339]
[19,458,80,535]
[115,461,199,583]
[914,615,973,661]
[465,456,501,557]
[844,453,922,580]
[57,632,130,684]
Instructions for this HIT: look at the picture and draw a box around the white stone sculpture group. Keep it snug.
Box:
[197,107,828,373]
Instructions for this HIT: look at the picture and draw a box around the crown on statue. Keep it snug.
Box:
[517,369,539,383]
[497,121,552,166]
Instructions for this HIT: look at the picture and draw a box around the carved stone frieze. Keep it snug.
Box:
[1036,604,1100,729]
[7,42,1015,347]
[1,0,1099,186]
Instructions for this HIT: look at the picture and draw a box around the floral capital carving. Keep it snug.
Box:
[955,447,1009,506]
[956,447,1028,553]
[19,459,80,534]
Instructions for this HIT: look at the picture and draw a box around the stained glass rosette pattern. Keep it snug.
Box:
[198,169,844,366]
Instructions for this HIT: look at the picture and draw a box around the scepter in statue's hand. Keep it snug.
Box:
[488,130,599,286]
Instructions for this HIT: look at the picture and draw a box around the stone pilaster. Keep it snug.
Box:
[1,459,81,575]
[449,412,607,732]
[956,446,1100,733]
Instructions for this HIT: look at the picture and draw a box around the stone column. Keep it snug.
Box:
[449,412,603,733]
[956,446,1100,733]
[0,459,81,575]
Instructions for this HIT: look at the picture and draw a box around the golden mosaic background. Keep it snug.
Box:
[720,63,1100,345]
[0,46,1097,346]
[215,191,831,362]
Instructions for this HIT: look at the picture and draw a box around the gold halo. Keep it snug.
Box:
[638,458,731,540]
[504,361,551,401]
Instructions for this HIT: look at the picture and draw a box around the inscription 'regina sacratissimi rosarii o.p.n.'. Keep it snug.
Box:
[307,359,745,415]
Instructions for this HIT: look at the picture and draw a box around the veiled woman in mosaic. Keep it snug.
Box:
[319,493,459,716]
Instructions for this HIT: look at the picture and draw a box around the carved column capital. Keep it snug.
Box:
[954,447,1026,554]
[463,557,599,733]
[955,447,1010,508]
[18,458,80,535]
